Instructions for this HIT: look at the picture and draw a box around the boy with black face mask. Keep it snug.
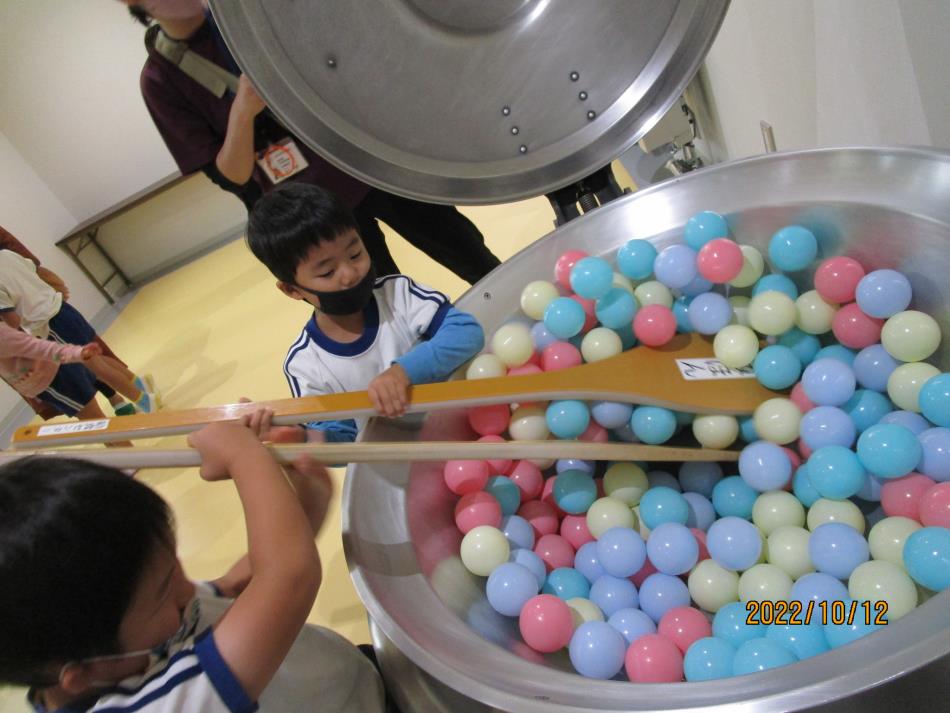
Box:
[246,183,486,443]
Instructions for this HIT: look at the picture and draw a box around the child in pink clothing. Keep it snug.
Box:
[0,322,100,398]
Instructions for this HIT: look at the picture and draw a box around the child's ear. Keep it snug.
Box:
[277,281,305,301]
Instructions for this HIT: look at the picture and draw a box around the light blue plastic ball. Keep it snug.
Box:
[543,296,586,339]
[712,476,759,519]
[594,287,638,330]
[879,410,931,436]
[574,541,607,584]
[778,328,821,366]
[485,476,521,516]
[684,636,737,681]
[589,575,640,617]
[510,548,547,589]
[802,358,856,407]
[616,239,657,281]
[591,401,633,430]
[752,274,799,300]
[501,515,535,550]
[688,292,733,335]
[608,607,657,646]
[790,572,849,606]
[597,527,648,578]
[674,410,695,427]
[768,225,818,272]
[647,522,699,575]
[855,269,913,319]
[556,458,595,475]
[739,441,793,492]
[792,465,822,508]
[638,573,691,623]
[570,256,614,300]
[856,423,922,479]
[813,345,857,366]
[766,622,829,660]
[809,523,870,579]
[631,406,677,445]
[919,373,950,428]
[486,562,540,616]
[853,344,899,392]
[530,320,559,352]
[753,345,802,390]
[647,470,682,492]
[739,417,759,443]
[614,323,638,350]
[917,427,950,482]
[707,516,763,571]
[681,274,715,297]
[542,567,592,600]
[553,469,598,515]
[903,527,950,591]
[712,601,766,648]
[546,400,591,440]
[806,446,867,500]
[684,210,729,251]
[683,492,717,531]
[679,462,724,498]
[672,296,693,333]
[800,406,857,450]
[733,638,798,675]
[844,390,893,432]
[569,621,628,679]
[639,486,690,528]
[823,599,883,648]
[654,244,699,290]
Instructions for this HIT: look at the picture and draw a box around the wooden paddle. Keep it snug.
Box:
[11,333,774,449]
[0,440,740,469]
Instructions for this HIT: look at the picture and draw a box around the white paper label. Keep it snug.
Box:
[37,419,110,436]
[675,359,756,380]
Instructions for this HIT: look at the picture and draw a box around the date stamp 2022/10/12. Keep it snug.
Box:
[746,600,889,627]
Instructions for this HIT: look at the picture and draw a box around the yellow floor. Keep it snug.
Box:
[0,163,634,711]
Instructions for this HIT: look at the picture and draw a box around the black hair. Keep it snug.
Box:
[0,458,173,687]
[245,183,359,284]
[128,5,151,26]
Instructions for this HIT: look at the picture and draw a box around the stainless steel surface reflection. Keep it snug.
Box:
[343,148,950,711]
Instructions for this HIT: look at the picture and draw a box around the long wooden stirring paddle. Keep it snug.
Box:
[12,333,774,449]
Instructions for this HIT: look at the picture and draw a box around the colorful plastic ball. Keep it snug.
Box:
[795,290,838,335]
[823,599,883,648]
[882,310,941,363]
[477,435,512,476]
[460,526,510,576]
[638,573,691,623]
[918,482,950,528]
[640,486,690,529]
[688,292,732,335]
[767,525,814,579]
[685,210,729,250]
[919,373,950,428]
[727,247,765,289]
[683,492,717,531]
[852,344,899,393]
[832,303,884,350]
[855,424,922,479]
[540,340,583,372]
[568,621,627,679]
[753,274,799,300]
[466,353,506,380]
[578,421,608,444]
[684,637,737,681]
[633,304,677,347]
[508,406,550,441]
[808,522,869,579]
[749,291,797,336]
[672,296,693,333]
[455,491,502,534]
[792,465,821,508]
[766,621,828,660]
[596,526,647,578]
[740,441,793,492]
[806,498,865,533]
[682,274,715,297]
[519,500,559,539]
[790,383,817,415]
[814,256,866,304]
[892,363,942,414]
[848,560,918,620]
[554,250,589,289]
[510,548,548,589]
[779,328,822,366]
[658,607,713,655]
[574,541,607,584]
[544,400,589,440]
[508,361,542,377]
[589,575,640,617]
[648,470,681,491]
[519,594,574,652]
[802,358,856,407]
[530,321,559,352]
[616,239,657,280]
[738,563,793,602]
[566,597,605,628]
[844,390,893,433]
[580,327,622,363]
[590,401,632,430]
[486,562,540,616]
[707,516,763,571]
[603,463,649,506]
[570,256,614,300]
[490,322,534,368]
[485,476,521,516]
[553,469,597,515]
[508,461,543,500]
[520,280,560,320]
[688,559,740,613]
[753,397,803,445]
[634,280,674,309]
[903,527,950,591]
[654,244,699,290]
[769,225,818,271]
[712,600,765,647]
[733,637,798,675]
[608,607,657,645]
[814,345,857,366]
[587,497,637,538]
[752,491,806,535]
[868,517,920,569]
[625,632,684,682]
[467,404,510,437]
[713,324,760,368]
[594,288,637,331]
[880,473,935,519]
[712,476,759,519]
[855,269,913,319]
[444,459,491,496]
[807,446,867,500]
[918,427,950,482]
[502,514,536,550]
[800,406,856,450]
[542,567,591,600]
[880,410,931,435]
[695,238,742,283]
[543,296,586,339]
[678,462,723,499]
[630,406,677,445]
[790,572,849,605]
[560,514,595,550]
[753,345,802,390]
[729,296,752,327]
[647,522,699,575]
[693,415,740,449]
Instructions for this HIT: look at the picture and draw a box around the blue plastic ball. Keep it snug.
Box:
[712,601,766,647]
[739,417,759,443]
[752,274,799,300]
[688,292,733,335]
[685,211,729,250]
[856,424,922,479]
[553,469,598,515]
[853,344,900,392]
[919,373,950,428]
[485,476,521,516]
[790,572,849,605]
[753,345,802,390]
[616,239,658,281]
[679,462,723,498]
[918,427,950,482]
[654,244,699,290]
[792,465,821,508]
[546,400,591,440]
[591,401,633,429]
[594,287,638,330]
[712,476,759,519]
[802,358,857,407]
[543,296,586,339]
[672,296,693,333]
[574,541,607,584]
[778,328,821,365]
[800,406,857,450]
[542,567,592,600]
[806,446,867,500]
[707,516,763,571]
[631,406,677,445]
[596,527,647,578]
[684,637,737,681]
[614,323,638,350]
[856,474,885,502]
[855,269,913,319]
[683,492,716,531]
[589,575,639,617]
[843,390,893,432]
[647,470,682,491]
[739,441,793,492]
[570,256,614,300]
[879,410,931,435]
[823,599,883,648]
[681,274,715,297]
[510,548,547,589]
[608,607,657,645]
[733,638,798,675]
[813,345,857,366]
[809,523,870,579]
[486,562,540,616]
[639,486,690,528]
[766,622,829,660]
[530,320,559,351]
[501,515,535,550]
[638,573,691,623]
[903,527,950,591]
[647,522,699,574]
[556,458,595,475]
[769,225,818,272]
[569,621,627,679]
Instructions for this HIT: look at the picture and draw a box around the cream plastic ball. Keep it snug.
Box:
[508,406,550,441]
[687,559,740,613]
[460,526,510,576]
[738,563,793,603]
[467,353,507,380]
[603,462,649,506]
[520,280,560,320]
[729,296,752,327]
[587,496,637,538]
[881,310,942,363]
[567,598,605,629]
[693,415,739,449]
[748,291,798,336]
[612,272,637,295]
[868,516,922,568]
[491,322,535,367]
[753,491,806,535]
[729,245,765,288]
[887,362,941,412]
[767,526,815,580]
[806,498,866,534]
[581,327,623,363]
[713,324,760,368]
[634,280,674,308]
[795,290,838,335]
[848,560,918,621]
[753,398,802,445]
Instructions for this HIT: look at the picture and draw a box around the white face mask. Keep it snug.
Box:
[139,0,206,21]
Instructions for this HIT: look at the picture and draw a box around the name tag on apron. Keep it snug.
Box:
[257,138,310,184]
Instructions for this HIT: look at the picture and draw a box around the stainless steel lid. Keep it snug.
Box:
[209,0,728,204]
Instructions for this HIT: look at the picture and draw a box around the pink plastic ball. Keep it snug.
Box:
[596,479,606,498]
[625,634,684,682]
[443,460,490,496]
[454,492,502,534]
[814,257,866,304]
[880,473,935,520]
[518,500,560,539]
[782,446,803,470]
[541,341,583,371]
[691,528,711,561]
[631,558,659,588]
[658,607,713,654]
[508,363,543,376]
[468,404,510,437]
[526,350,542,367]
[578,421,609,443]
[634,305,677,347]
[509,460,544,500]
[561,514,595,549]
[790,382,816,413]
[797,438,814,461]
[535,534,576,572]
[555,250,589,290]
[697,238,744,283]
[571,295,598,334]
[519,594,574,653]
[477,435,513,475]
[832,303,884,349]
[918,482,950,528]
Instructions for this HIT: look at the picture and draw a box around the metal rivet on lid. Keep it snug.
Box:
[579,91,588,101]
[519,145,528,154]
[587,110,596,120]
[511,126,520,135]
[570,71,580,81]
[327,56,337,68]
[502,106,511,116]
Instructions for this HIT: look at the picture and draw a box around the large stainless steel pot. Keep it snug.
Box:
[343,147,950,712]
